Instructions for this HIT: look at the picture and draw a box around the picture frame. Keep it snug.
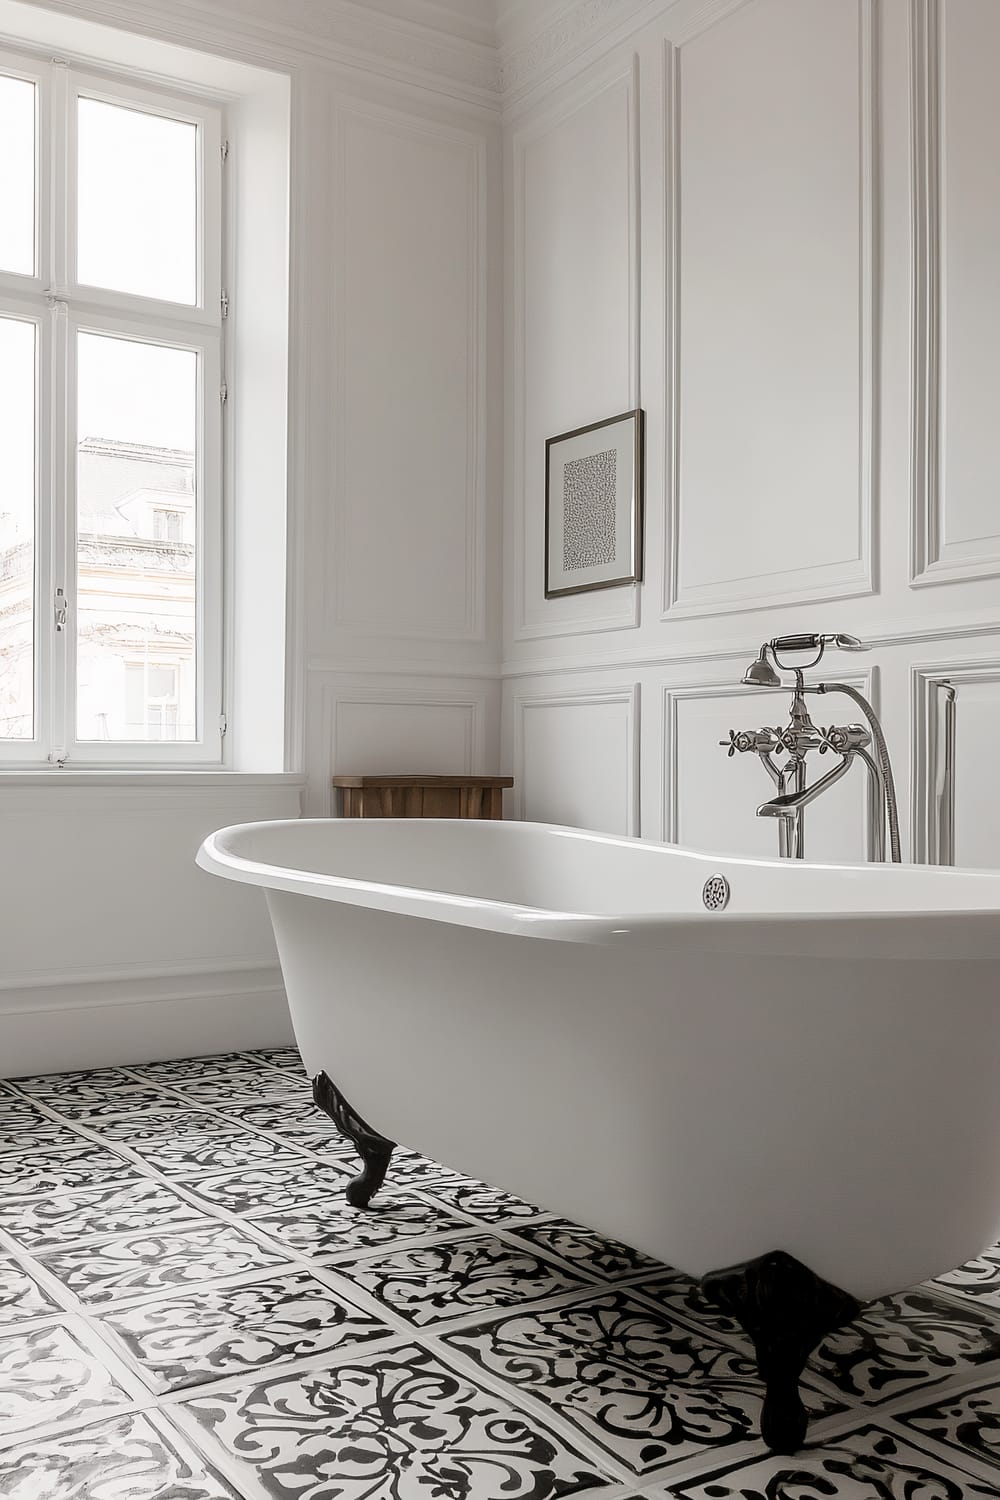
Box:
[544,408,644,599]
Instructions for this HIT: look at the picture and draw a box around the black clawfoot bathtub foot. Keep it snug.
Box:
[702,1249,860,1454]
[311,1071,396,1208]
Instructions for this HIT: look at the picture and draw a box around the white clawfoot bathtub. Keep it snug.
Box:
[198,816,1000,1449]
[198,817,1000,1300]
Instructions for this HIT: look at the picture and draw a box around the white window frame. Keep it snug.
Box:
[0,46,225,767]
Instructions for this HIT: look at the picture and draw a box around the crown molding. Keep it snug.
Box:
[498,0,757,110]
[363,0,497,50]
[500,0,661,103]
[11,0,503,108]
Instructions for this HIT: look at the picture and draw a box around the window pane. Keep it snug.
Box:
[77,97,197,304]
[0,317,35,739]
[0,75,35,276]
[76,332,198,742]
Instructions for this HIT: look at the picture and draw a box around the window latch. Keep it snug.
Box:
[54,588,67,631]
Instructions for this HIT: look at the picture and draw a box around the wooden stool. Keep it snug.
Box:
[331,775,513,820]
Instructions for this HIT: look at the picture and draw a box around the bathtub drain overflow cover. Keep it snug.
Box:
[703,875,730,912]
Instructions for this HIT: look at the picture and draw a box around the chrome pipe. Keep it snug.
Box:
[935,683,957,865]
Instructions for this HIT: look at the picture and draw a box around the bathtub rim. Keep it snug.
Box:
[196,818,1000,960]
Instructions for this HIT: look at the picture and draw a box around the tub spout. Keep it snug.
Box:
[756,754,853,820]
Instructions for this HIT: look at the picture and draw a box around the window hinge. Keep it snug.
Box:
[219,713,228,738]
[220,382,228,405]
[221,139,230,162]
[53,587,67,631]
[220,288,229,320]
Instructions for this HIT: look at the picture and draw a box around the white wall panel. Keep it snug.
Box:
[667,0,875,616]
[912,0,1000,586]
[0,785,300,985]
[913,661,1000,868]
[500,0,1000,870]
[332,691,485,778]
[328,101,487,642]
[512,59,639,641]
[515,687,639,833]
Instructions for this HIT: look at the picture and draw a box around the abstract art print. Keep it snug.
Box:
[544,408,644,598]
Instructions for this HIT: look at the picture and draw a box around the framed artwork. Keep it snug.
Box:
[544,408,644,598]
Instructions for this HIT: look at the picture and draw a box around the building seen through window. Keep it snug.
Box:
[0,437,196,742]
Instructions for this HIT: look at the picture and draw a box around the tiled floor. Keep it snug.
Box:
[1,1051,999,1498]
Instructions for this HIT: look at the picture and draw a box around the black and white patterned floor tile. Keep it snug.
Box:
[0,1410,244,1499]
[507,1221,658,1282]
[659,1424,1000,1498]
[126,1128,308,1178]
[0,1320,138,1444]
[177,1342,616,1499]
[416,1176,551,1224]
[169,1075,311,1108]
[0,1258,62,1324]
[934,1247,1000,1308]
[246,1045,309,1075]
[250,1189,473,1260]
[809,1287,1000,1407]
[0,1113,91,1155]
[7,1070,172,1119]
[0,1177,209,1252]
[0,1141,140,1197]
[444,1288,845,1477]
[376,1148,469,1189]
[219,1098,344,1134]
[333,1234,594,1327]
[893,1378,1000,1476]
[37,1222,288,1308]
[125,1052,286,1083]
[99,1269,395,1392]
[1,1048,1000,1499]
[183,1160,355,1217]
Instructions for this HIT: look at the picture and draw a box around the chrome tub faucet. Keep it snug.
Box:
[721,633,902,862]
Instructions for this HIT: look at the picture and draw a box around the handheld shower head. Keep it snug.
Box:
[742,647,782,688]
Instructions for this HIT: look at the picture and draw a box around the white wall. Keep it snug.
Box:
[502,0,1000,869]
[0,0,504,1073]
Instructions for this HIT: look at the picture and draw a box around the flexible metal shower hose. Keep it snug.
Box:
[816,682,902,863]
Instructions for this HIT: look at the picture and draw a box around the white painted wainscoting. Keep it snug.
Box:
[501,0,1000,869]
[0,779,302,1076]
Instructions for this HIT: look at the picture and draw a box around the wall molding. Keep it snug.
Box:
[499,0,751,112]
[511,54,641,644]
[320,680,489,812]
[7,0,503,109]
[661,667,878,851]
[501,607,1000,682]
[326,97,489,645]
[513,683,640,832]
[662,0,879,620]
[909,0,942,587]
[307,656,501,679]
[0,783,301,815]
[909,0,1000,588]
[910,656,1000,866]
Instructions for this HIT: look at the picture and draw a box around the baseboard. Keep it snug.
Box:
[0,964,293,1078]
